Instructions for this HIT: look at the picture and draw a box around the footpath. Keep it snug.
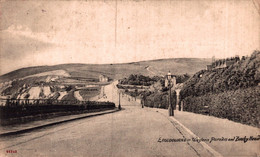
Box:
[0,108,119,137]
[148,108,260,157]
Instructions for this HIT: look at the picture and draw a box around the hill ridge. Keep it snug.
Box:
[0,58,211,83]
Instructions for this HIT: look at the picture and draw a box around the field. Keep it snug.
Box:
[79,87,101,101]
[0,58,211,83]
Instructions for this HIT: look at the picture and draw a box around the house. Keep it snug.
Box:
[165,72,176,87]
[99,75,109,82]
[206,58,237,70]
[206,65,213,70]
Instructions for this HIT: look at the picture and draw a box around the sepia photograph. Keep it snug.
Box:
[0,0,259,156]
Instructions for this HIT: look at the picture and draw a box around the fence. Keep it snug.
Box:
[0,98,115,120]
[0,98,113,107]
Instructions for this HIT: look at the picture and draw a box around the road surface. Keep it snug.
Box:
[145,66,164,77]
[0,82,213,157]
[74,91,84,101]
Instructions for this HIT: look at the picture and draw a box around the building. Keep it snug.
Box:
[206,65,213,70]
[99,75,109,82]
[214,60,236,69]
[165,72,176,87]
[206,58,237,70]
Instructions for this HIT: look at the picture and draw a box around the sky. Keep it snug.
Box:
[0,0,259,75]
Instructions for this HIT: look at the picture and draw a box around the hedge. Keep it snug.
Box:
[182,86,260,127]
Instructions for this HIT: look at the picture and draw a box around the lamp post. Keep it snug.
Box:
[118,92,121,110]
[167,71,174,116]
[118,90,121,110]
[141,94,145,108]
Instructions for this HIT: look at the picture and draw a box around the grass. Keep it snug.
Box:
[0,58,211,83]
[79,87,101,100]
[61,91,77,101]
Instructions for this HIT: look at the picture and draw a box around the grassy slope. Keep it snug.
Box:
[179,51,260,127]
[181,51,259,98]
[0,58,211,82]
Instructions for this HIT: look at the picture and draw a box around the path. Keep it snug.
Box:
[73,91,84,101]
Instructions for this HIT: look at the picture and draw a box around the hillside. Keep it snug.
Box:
[181,51,259,98]
[0,58,210,102]
[180,50,260,127]
[0,58,211,83]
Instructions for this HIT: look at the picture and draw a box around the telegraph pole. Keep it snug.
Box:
[168,85,174,116]
[167,72,174,116]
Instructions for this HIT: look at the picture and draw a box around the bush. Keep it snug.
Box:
[182,87,260,127]
[144,91,176,109]
[120,74,158,86]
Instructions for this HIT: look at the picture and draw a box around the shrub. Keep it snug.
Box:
[119,74,158,86]
[182,86,260,127]
[144,91,176,109]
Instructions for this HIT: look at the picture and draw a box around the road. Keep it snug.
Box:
[145,66,164,77]
[0,82,213,157]
[74,91,84,101]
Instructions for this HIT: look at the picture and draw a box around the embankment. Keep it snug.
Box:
[180,51,260,127]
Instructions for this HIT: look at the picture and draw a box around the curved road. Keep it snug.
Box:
[0,82,212,157]
[145,66,164,77]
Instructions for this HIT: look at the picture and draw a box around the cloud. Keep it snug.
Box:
[5,25,59,45]
[0,0,259,75]
[0,26,57,74]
